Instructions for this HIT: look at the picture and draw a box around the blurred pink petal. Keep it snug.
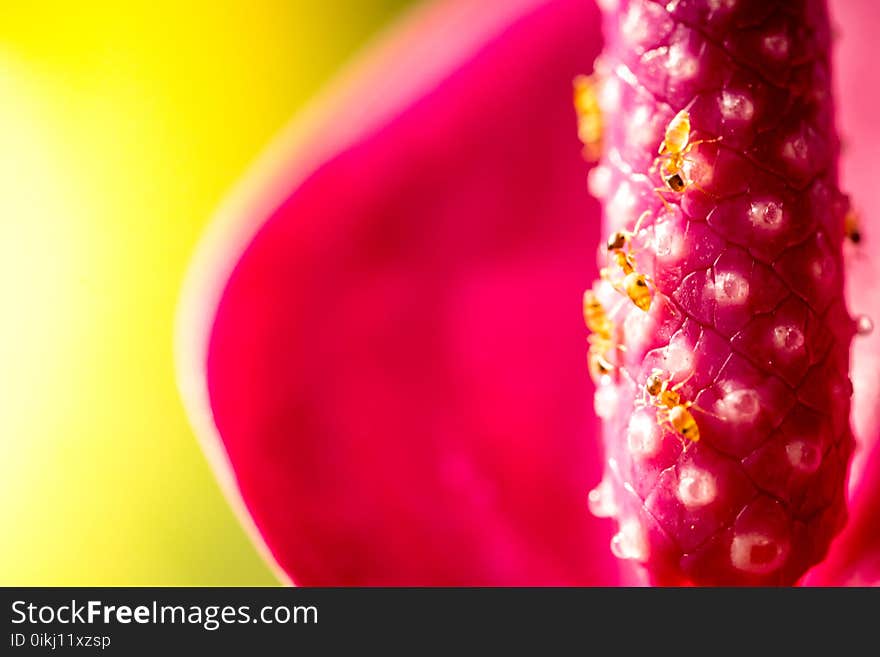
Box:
[177,0,636,585]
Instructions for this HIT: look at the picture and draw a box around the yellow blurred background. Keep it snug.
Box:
[0,0,412,585]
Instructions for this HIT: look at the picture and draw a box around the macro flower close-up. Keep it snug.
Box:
[173,0,880,587]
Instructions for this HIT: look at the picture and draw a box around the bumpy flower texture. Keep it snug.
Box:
[584,0,865,585]
[177,0,880,586]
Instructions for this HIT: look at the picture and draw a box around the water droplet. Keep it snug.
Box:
[610,520,649,562]
[748,199,784,231]
[730,532,788,574]
[772,324,804,353]
[714,271,749,305]
[856,314,874,336]
[588,479,617,518]
[715,384,760,423]
[719,90,755,122]
[677,467,717,508]
[627,410,661,459]
[785,439,822,473]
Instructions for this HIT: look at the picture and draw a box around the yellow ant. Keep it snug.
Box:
[651,109,721,206]
[583,289,625,383]
[642,368,700,443]
[583,288,613,336]
[600,209,656,312]
[587,335,617,383]
[573,74,603,161]
[844,209,862,244]
[641,368,716,444]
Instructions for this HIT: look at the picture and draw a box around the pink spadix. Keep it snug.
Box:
[586,0,857,585]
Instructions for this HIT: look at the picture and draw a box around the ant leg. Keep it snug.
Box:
[594,351,615,374]
[670,368,697,392]
[683,136,723,155]
[642,274,681,320]
[631,208,652,235]
[688,180,720,199]
[622,209,655,261]
[654,408,688,448]
[689,402,725,422]
[650,153,671,175]
[617,365,646,404]
[600,267,628,299]
[606,295,632,332]
[653,187,674,213]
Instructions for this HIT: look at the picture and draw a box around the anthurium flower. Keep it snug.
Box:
[176,0,880,585]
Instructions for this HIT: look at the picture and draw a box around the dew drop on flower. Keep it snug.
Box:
[856,314,874,336]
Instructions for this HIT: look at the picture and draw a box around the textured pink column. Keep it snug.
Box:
[587,0,857,585]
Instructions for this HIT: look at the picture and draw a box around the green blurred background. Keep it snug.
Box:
[0,0,413,585]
